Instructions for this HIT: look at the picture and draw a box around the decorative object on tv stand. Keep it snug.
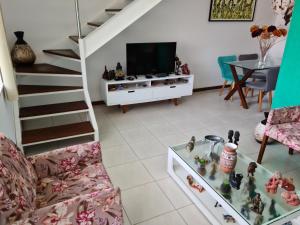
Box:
[102,66,109,80]
[254,112,274,144]
[186,136,195,152]
[108,69,116,81]
[250,25,287,66]
[209,0,256,21]
[181,63,190,75]
[115,62,125,81]
[175,56,182,75]
[11,31,36,65]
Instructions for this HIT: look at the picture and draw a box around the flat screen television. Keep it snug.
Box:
[126,42,177,76]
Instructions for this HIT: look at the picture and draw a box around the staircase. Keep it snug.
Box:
[14,0,162,151]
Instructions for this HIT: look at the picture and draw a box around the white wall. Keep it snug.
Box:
[0,92,15,141]
[1,0,275,101]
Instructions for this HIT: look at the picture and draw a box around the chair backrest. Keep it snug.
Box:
[265,67,280,92]
[217,55,237,81]
[238,54,259,75]
[267,105,300,126]
[0,134,37,223]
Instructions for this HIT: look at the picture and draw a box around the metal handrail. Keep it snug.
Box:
[74,0,82,38]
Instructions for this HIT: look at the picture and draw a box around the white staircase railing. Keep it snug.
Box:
[82,0,162,58]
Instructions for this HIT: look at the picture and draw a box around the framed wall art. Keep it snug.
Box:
[209,0,257,21]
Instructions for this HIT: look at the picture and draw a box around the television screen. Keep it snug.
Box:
[126,42,177,76]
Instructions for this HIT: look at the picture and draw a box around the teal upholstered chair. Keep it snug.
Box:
[217,55,242,96]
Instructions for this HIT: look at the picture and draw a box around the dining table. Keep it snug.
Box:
[224,59,281,109]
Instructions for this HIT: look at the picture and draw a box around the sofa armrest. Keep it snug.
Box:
[27,141,102,178]
[267,106,300,126]
[10,188,123,225]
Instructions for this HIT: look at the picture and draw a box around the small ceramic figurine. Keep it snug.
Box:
[223,214,236,223]
[281,191,300,206]
[247,162,257,177]
[265,174,280,194]
[115,62,125,80]
[229,171,243,190]
[175,56,182,75]
[251,193,265,214]
[209,161,217,180]
[243,176,257,199]
[102,66,109,80]
[220,180,232,202]
[181,63,190,75]
[241,198,251,220]
[228,130,234,143]
[234,131,240,146]
[186,136,195,152]
[187,175,204,193]
[108,70,116,80]
[198,158,207,176]
[194,155,200,165]
[280,177,295,191]
[269,199,280,221]
[254,215,264,225]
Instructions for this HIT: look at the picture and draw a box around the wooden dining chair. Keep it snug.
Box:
[245,67,279,112]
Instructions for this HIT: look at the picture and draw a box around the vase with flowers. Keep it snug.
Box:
[250,25,287,66]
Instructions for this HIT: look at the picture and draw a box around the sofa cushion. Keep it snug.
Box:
[266,122,300,151]
[0,134,37,222]
[36,162,113,208]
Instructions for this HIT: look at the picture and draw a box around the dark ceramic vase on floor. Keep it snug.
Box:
[11,31,36,65]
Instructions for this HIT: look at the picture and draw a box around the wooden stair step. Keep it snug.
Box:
[22,121,94,145]
[87,22,103,27]
[105,8,122,13]
[20,101,88,119]
[69,35,85,43]
[18,85,83,96]
[43,49,80,60]
[16,63,81,75]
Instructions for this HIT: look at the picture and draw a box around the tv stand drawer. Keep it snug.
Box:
[153,84,192,99]
[107,88,152,105]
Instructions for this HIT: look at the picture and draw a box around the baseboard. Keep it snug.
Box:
[193,84,231,92]
[92,84,229,105]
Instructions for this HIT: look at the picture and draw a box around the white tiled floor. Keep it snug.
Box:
[27,90,300,224]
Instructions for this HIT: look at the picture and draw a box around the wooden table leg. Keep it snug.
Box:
[121,105,128,113]
[224,67,254,109]
[173,98,179,106]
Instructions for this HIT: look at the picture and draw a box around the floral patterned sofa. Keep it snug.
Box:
[257,106,300,164]
[0,133,123,225]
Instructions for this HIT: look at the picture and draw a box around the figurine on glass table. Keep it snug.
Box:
[186,136,195,152]
[248,162,257,177]
[269,199,280,221]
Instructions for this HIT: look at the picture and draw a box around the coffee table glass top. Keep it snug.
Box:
[171,140,300,225]
[225,59,280,70]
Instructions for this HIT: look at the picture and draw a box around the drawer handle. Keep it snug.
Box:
[170,86,176,88]
[128,90,135,93]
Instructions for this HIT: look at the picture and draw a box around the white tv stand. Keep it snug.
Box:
[100,74,194,113]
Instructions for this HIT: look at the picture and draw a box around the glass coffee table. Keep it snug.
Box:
[168,140,300,225]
